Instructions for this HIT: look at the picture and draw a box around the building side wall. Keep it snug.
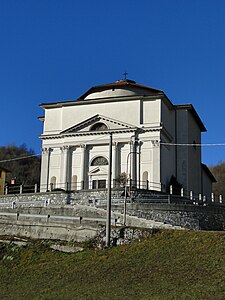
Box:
[176,109,203,196]
[201,168,213,200]
[187,112,202,195]
[160,102,176,190]
[176,110,188,191]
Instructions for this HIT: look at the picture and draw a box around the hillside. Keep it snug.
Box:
[0,144,40,185]
[0,229,225,300]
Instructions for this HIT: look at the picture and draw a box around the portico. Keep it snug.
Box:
[40,130,145,192]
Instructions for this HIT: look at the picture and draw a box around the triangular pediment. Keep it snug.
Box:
[88,166,108,176]
[61,114,137,134]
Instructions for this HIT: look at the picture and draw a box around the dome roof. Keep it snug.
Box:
[79,79,162,100]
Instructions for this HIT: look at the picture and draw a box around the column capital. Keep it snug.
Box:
[41,147,53,154]
[151,140,160,147]
[80,143,86,149]
[61,145,70,152]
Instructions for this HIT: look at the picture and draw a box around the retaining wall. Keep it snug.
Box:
[0,191,225,235]
[109,203,225,231]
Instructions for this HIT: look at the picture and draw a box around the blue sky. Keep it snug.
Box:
[0,0,225,166]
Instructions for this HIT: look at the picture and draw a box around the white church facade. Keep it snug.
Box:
[39,79,215,199]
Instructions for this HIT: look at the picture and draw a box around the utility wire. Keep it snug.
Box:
[1,139,225,163]
[160,142,225,147]
[0,154,41,163]
[0,134,109,163]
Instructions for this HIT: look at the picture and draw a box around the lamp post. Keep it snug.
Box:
[124,151,131,226]
[106,133,113,247]
[123,149,140,226]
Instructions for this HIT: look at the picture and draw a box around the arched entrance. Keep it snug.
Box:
[89,156,108,189]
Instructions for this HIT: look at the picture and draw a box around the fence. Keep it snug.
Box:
[4,180,162,194]
[2,181,225,206]
[5,184,39,195]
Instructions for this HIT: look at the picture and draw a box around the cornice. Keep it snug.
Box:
[40,94,164,109]
[39,128,139,140]
[40,126,165,140]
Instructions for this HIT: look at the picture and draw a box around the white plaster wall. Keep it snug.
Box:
[48,148,62,187]
[84,87,149,99]
[140,141,153,186]
[44,108,62,133]
[42,97,162,135]
[61,100,141,131]
[139,133,161,191]
[71,147,81,183]
[120,143,130,174]
[142,99,161,125]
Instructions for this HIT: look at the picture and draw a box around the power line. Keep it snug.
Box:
[0,154,41,163]
[0,135,109,163]
[1,138,225,164]
[160,142,225,147]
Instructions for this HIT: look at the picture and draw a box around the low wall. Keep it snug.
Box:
[108,203,225,231]
[0,206,107,242]
[0,191,225,233]
[0,189,193,208]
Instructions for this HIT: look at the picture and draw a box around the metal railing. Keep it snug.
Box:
[0,211,108,224]
[2,181,225,206]
[4,180,161,194]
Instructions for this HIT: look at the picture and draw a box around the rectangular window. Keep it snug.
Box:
[92,180,97,189]
[92,180,106,189]
[98,180,106,189]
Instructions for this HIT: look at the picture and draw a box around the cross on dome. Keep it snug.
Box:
[123,71,128,80]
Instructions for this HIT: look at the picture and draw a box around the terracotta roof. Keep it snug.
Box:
[40,79,165,108]
[78,79,163,100]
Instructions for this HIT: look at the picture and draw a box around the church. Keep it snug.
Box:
[39,78,215,199]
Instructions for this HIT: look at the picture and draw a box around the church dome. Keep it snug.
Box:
[79,79,162,100]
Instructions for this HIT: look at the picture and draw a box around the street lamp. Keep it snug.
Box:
[123,149,140,226]
[106,133,112,247]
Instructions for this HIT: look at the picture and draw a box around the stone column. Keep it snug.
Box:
[80,144,86,189]
[151,140,161,191]
[112,142,118,187]
[137,142,142,189]
[40,147,52,192]
[130,137,137,188]
[61,146,69,190]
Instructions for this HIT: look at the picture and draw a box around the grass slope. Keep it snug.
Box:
[0,230,225,300]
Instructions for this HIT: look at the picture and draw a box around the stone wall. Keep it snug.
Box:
[93,227,159,248]
[0,191,225,233]
[108,203,225,231]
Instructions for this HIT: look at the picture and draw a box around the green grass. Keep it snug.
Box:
[0,230,225,299]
